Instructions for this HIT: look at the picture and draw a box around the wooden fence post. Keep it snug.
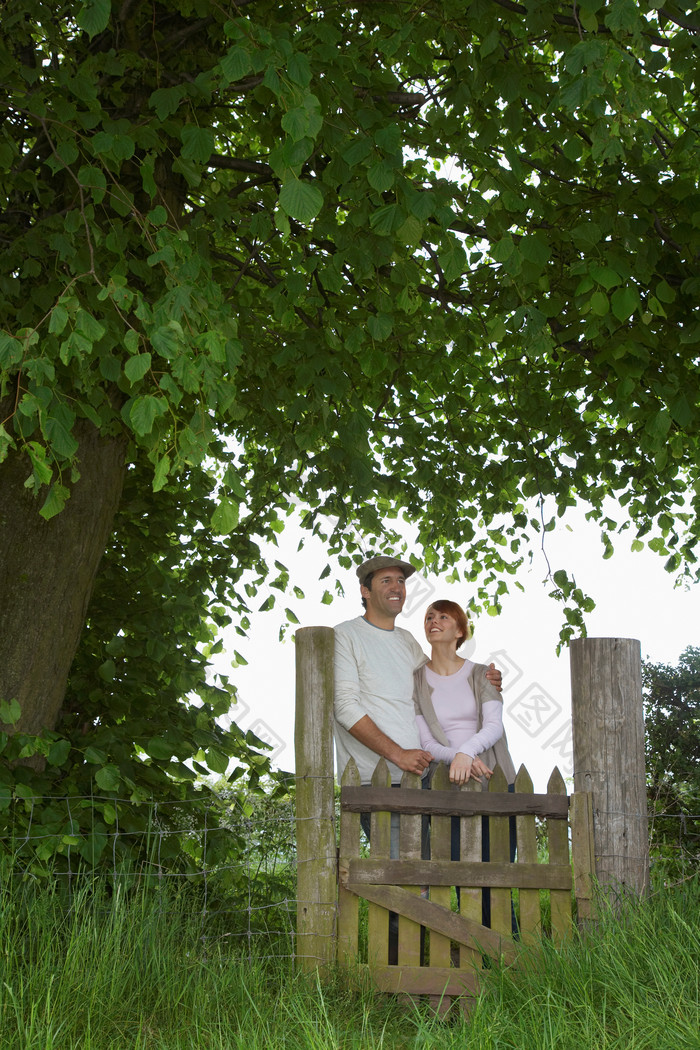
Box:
[295,626,337,971]
[570,637,649,902]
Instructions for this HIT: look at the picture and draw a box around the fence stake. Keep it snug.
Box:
[295,626,337,970]
[570,637,649,903]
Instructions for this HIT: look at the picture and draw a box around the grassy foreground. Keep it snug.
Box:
[1,876,699,1049]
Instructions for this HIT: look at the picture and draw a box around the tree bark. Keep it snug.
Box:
[0,412,127,736]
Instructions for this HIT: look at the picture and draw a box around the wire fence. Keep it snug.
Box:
[0,777,301,961]
[1,782,697,962]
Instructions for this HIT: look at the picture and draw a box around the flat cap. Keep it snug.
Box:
[356,555,416,584]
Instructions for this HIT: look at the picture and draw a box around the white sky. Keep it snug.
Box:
[210,504,700,791]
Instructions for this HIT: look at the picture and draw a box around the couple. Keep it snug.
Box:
[333,554,515,796]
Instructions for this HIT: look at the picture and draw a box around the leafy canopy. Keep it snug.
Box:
[2,1,699,611]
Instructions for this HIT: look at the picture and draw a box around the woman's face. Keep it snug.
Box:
[424,606,463,647]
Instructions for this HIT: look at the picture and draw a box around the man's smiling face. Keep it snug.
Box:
[361,567,407,624]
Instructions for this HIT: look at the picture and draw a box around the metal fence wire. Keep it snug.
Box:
[1,782,697,962]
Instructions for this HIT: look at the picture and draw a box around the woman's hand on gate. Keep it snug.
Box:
[449,753,492,784]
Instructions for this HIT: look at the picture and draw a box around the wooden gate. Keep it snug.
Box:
[337,757,595,1007]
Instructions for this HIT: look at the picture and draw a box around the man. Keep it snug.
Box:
[333,555,432,786]
[333,554,500,785]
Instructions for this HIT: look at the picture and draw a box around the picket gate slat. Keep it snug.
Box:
[428,763,454,1014]
[487,765,512,938]
[367,759,391,966]
[514,765,541,945]
[457,778,483,973]
[338,759,361,962]
[547,767,572,945]
[397,770,422,990]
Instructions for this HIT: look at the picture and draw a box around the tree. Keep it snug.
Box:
[1,1,699,853]
[644,646,700,876]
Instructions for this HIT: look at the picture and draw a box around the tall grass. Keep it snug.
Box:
[469,880,700,1050]
[1,873,699,1049]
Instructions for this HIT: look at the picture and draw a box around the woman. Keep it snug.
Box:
[413,600,515,787]
[413,599,516,929]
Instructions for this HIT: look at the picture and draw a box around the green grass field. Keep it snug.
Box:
[1,875,699,1049]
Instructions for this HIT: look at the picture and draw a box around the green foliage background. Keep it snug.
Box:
[644,645,700,879]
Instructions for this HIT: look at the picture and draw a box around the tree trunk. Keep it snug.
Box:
[0,413,127,736]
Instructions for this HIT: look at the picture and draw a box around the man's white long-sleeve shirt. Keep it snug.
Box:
[333,615,425,784]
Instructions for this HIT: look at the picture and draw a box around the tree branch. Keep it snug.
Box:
[207,155,273,175]
[658,6,700,32]
[353,87,426,107]
[488,0,671,47]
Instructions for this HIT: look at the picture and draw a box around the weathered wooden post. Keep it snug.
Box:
[295,626,337,970]
[570,637,649,903]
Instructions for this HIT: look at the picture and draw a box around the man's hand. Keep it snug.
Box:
[485,662,502,692]
[396,748,433,775]
[449,752,493,784]
[348,715,432,774]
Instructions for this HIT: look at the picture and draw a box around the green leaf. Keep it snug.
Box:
[492,236,515,263]
[76,0,111,38]
[130,395,165,436]
[124,353,152,384]
[590,290,609,316]
[205,748,230,775]
[95,764,121,792]
[655,279,676,304]
[98,659,116,681]
[49,305,69,335]
[220,46,252,84]
[0,698,21,726]
[146,738,173,760]
[151,323,182,359]
[39,484,70,521]
[611,287,639,322]
[180,126,216,165]
[152,453,171,492]
[26,443,53,486]
[149,85,186,120]
[76,310,106,342]
[591,266,622,290]
[287,52,312,87]
[367,160,395,192]
[77,164,107,202]
[43,415,79,459]
[670,394,691,427]
[375,123,401,152]
[520,235,550,266]
[84,746,109,765]
[370,203,402,236]
[367,313,393,341]
[278,179,323,222]
[48,739,71,766]
[439,243,466,282]
[0,333,24,367]
[211,497,240,534]
[281,97,323,142]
